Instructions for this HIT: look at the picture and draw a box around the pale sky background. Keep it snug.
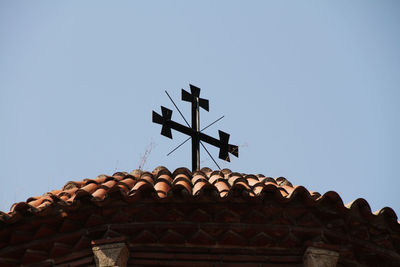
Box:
[1,1,399,216]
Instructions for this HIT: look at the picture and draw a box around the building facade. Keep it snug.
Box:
[1,167,399,266]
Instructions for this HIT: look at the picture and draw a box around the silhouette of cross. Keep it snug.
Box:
[152,84,238,171]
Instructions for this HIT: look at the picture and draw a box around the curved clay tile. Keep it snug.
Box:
[65,194,77,204]
[286,186,315,206]
[10,202,30,213]
[316,191,347,213]
[152,165,169,176]
[227,173,245,185]
[63,181,85,190]
[247,177,260,187]
[209,170,223,178]
[36,199,53,210]
[214,180,230,197]
[156,174,173,184]
[128,182,156,200]
[172,178,192,194]
[209,173,224,184]
[221,168,232,177]
[173,174,191,185]
[154,179,171,197]
[229,176,248,187]
[257,183,287,200]
[226,182,252,198]
[374,207,398,222]
[259,177,276,184]
[252,182,267,196]
[78,183,99,195]
[155,190,167,198]
[345,198,372,217]
[244,174,258,180]
[118,177,136,191]
[131,180,152,192]
[234,181,251,191]
[27,195,54,208]
[84,176,107,185]
[172,167,192,179]
[57,193,70,201]
[191,173,207,185]
[140,172,155,184]
[280,184,296,195]
[155,167,172,178]
[200,167,212,176]
[192,179,209,196]
[276,177,293,187]
[57,187,79,198]
[194,183,219,198]
[48,189,63,196]
[101,180,117,189]
[257,182,278,190]
[168,183,191,198]
[111,172,127,181]
[25,196,40,203]
[74,189,93,200]
[92,187,108,200]
[130,169,143,178]
[228,172,243,178]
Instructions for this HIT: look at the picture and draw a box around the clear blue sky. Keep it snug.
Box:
[1,1,399,216]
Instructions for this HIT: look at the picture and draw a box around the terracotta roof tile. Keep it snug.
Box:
[1,166,399,228]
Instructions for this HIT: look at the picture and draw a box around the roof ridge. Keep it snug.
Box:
[1,167,398,227]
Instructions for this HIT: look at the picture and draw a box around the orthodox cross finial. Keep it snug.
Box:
[152,84,238,172]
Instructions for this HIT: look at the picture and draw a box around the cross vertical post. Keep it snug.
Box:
[192,92,200,171]
[183,84,209,171]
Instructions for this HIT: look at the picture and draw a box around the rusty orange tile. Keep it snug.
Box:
[209,174,224,184]
[3,167,333,220]
[102,180,117,189]
[79,183,99,194]
[192,180,211,196]
[155,180,171,195]
[214,180,229,194]
[131,180,150,191]
[92,188,108,200]
[174,180,192,194]
[139,174,154,184]
[118,178,136,190]
[157,174,173,183]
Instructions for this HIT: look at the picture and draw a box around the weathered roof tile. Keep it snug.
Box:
[0,166,398,228]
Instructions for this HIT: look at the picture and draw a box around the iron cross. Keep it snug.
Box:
[152,84,239,171]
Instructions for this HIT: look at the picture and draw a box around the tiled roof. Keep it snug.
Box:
[1,166,397,222]
[1,167,400,266]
